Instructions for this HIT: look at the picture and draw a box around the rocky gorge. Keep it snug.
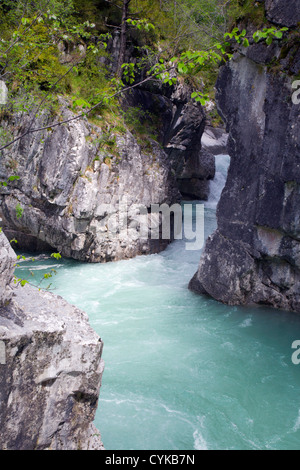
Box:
[0,0,299,452]
[0,78,227,448]
[0,3,227,449]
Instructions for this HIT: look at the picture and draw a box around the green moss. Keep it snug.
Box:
[228,0,266,28]
[123,105,161,144]
[208,107,224,128]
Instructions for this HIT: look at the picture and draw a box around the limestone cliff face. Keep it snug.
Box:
[0,79,213,261]
[190,0,300,312]
[0,101,181,262]
[0,232,104,450]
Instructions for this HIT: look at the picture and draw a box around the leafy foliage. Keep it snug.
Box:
[15,203,24,220]
[253,27,289,46]
[0,175,20,187]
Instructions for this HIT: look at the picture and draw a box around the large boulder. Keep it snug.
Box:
[0,232,104,450]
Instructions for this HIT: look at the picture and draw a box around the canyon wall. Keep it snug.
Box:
[190,0,300,312]
[0,81,214,262]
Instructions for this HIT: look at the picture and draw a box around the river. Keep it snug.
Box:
[15,155,300,450]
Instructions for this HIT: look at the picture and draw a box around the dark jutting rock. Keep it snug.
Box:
[190,0,300,312]
[265,0,300,28]
[201,126,228,156]
[123,82,216,201]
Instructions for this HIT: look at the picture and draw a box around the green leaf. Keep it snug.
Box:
[178,62,188,74]
[44,273,52,279]
[51,253,62,260]
[8,175,20,182]
[253,34,260,43]
[274,31,283,39]
[266,36,273,46]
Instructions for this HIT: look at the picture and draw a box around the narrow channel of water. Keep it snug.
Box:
[15,155,300,450]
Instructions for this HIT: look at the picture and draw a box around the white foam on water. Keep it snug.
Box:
[239,317,253,328]
[293,410,300,432]
[221,341,235,351]
[193,429,208,450]
[205,154,231,210]
[161,404,183,415]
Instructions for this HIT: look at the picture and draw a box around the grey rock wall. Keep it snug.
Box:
[0,75,215,261]
[0,231,104,450]
[0,103,180,262]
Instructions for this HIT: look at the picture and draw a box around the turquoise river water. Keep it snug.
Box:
[15,155,300,450]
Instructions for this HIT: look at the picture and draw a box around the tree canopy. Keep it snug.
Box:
[0,0,293,151]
